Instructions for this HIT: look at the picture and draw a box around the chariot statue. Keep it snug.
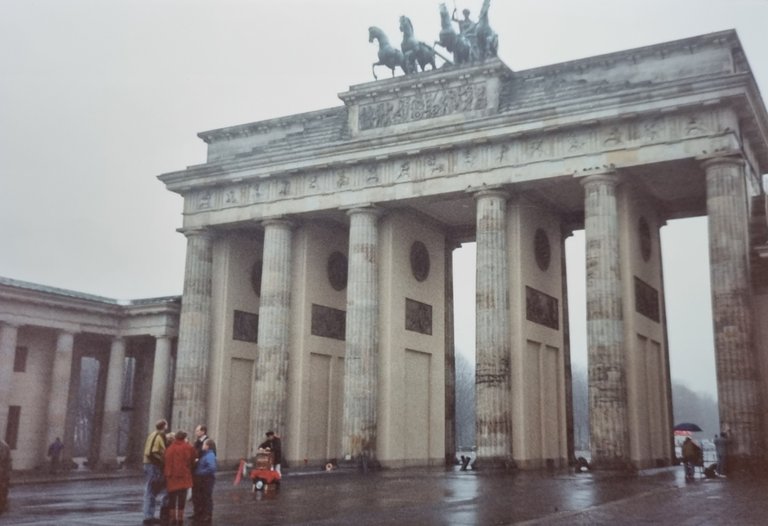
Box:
[367,0,499,79]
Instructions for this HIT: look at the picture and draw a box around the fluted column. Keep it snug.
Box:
[342,207,381,462]
[253,219,293,446]
[98,337,126,468]
[582,173,630,469]
[0,322,19,438]
[173,228,214,432]
[47,331,75,448]
[474,189,512,466]
[703,156,764,469]
[148,335,172,430]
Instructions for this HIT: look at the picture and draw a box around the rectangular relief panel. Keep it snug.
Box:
[226,358,253,459]
[524,341,562,461]
[405,298,433,335]
[404,349,431,460]
[233,310,259,343]
[525,286,559,330]
[541,345,561,460]
[307,353,332,460]
[634,277,660,322]
[311,304,346,341]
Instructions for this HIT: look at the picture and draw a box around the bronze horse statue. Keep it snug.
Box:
[474,0,498,61]
[399,15,437,74]
[435,3,471,65]
[368,26,406,79]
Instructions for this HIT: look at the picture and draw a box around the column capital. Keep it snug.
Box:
[261,217,295,229]
[344,205,382,219]
[471,186,509,201]
[179,227,215,240]
[700,154,745,171]
[580,172,622,188]
[0,320,20,330]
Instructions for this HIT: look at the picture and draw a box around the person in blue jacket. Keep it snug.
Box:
[193,439,217,523]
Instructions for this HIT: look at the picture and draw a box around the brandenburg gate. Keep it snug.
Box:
[159,29,768,471]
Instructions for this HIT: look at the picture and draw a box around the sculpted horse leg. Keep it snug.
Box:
[372,62,380,80]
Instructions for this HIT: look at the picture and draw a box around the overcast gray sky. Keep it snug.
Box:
[2,0,767,398]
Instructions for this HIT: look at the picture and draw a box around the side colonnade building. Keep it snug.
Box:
[0,277,179,470]
[158,31,768,471]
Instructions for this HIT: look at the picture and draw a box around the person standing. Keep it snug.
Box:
[191,424,211,519]
[142,419,168,525]
[258,430,283,475]
[714,432,729,476]
[681,437,701,481]
[47,437,64,473]
[194,439,217,523]
[164,430,196,524]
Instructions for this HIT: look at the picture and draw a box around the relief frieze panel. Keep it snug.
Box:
[184,109,729,214]
[358,83,488,131]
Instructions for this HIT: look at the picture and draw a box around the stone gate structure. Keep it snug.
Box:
[158,30,768,471]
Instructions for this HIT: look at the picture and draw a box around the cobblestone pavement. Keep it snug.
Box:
[3,466,767,525]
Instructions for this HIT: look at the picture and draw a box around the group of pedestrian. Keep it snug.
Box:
[681,431,730,481]
[142,420,217,525]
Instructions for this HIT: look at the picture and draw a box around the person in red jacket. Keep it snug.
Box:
[163,430,196,524]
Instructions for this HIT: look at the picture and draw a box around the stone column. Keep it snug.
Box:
[703,156,764,469]
[47,331,75,449]
[474,189,512,467]
[444,241,457,465]
[98,337,126,469]
[253,219,293,446]
[342,207,380,463]
[148,336,172,430]
[173,228,213,432]
[582,173,630,469]
[0,322,19,438]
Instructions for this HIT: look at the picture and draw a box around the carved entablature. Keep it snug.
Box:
[182,106,738,217]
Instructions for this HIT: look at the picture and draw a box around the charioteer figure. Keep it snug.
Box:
[452,7,476,37]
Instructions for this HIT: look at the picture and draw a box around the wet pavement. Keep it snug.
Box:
[3,465,768,525]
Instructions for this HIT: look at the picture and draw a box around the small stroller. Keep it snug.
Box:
[249,451,281,491]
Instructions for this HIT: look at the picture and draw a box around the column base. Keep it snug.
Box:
[589,456,636,472]
[338,454,381,473]
[726,455,768,477]
[92,459,122,472]
[472,456,516,471]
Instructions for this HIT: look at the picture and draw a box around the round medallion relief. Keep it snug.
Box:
[250,260,263,296]
[410,241,430,282]
[639,217,652,262]
[327,251,348,291]
[534,229,551,271]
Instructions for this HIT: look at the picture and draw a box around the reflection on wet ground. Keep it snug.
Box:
[4,465,768,525]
